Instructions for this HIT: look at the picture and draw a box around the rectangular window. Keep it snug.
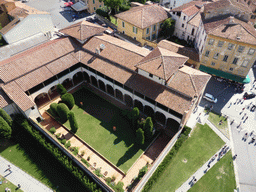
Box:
[223,55,229,62]
[149,73,153,78]
[94,7,96,11]
[238,45,245,53]
[93,0,95,4]
[183,16,186,20]
[133,26,137,34]
[211,62,216,66]
[213,53,219,59]
[134,37,136,40]
[217,41,224,47]
[122,21,125,28]
[205,50,210,57]
[146,28,149,34]
[229,67,234,71]
[248,48,255,55]
[182,23,184,28]
[146,36,150,40]
[153,25,156,31]
[232,57,239,64]
[228,43,234,50]
[242,60,249,67]
[208,39,214,45]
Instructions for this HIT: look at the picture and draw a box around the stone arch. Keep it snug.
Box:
[34,92,50,108]
[98,79,106,92]
[134,99,143,112]
[73,72,83,85]
[83,71,90,83]
[155,111,166,125]
[107,84,114,96]
[91,76,98,87]
[166,118,180,133]
[124,94,133,107]
[62,78,73,90]
[48,85,58,100]
[144,105,154,118]
[115,89,123,101]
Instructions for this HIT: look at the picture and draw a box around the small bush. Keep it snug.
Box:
[138,165,148,180]
[105,177,112,184]
[0,116,12,139]
[61,93,75,110]
[57,103,69,122]
[65,140,71,149]
[111,175,116,181]
[136,128,145,145]
[183,126,192,136]
[96,8,109,19]
[113,181,124,192]
[81,150,85,156]
[72,147,79,156]
[0,108,12,127]
[81,158,90,167]
[50,103,59,117]
[56,84,67,95]
[68,111,78,133]
[94,168,103,177]
[56,133,61,138]
[87,156,90,161]
[49,127,56,134]
[61,139,66,145]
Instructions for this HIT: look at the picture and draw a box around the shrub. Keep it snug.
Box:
[61,93,75,110]
[68,111,79,133]
[56,133,61,138]
[0,108,12,127]
[61,139,66,145]
[56,84,67,96]
[160,18,175,38]
[144,117,153,140]
[65,140,71,149]
[87,156,90,161]
[72,147,79,156]
[105,177,112,184]
[131,107,140,129]
[94,168,103,177]
[81,158,90,167]
[50,103,59,117]
[57,103,69,122]
[111,175,116,181]
[0,116,12,139]
[136,128,144,145]
[138,165,148,180]
[183,126,192,137]
[96,8,109,19]
[81,150,85,156]
[49,127,56,134]
[113,181,124,192]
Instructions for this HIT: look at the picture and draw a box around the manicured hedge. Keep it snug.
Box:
[61,93,75,110]
[0,116,12,139]
[57,103,70,122]
[17,117,102,192]
[50,103,59,117]
[142,126,192,192]
[0,108,12,126]
[68,111,79,133]
[57,84,67,96]
[96,8,109,19]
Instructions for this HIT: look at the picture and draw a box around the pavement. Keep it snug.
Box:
[0,156,53,192]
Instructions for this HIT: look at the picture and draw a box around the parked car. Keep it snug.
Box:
[203,93,217,103]
[243,92,256,100]
[251,105,256,112]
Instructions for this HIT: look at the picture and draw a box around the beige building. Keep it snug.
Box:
[73,0,104,13]
[115,4,169,46]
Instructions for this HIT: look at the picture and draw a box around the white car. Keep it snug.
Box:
[203,93,217,103]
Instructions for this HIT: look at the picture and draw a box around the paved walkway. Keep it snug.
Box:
[0,156,53,192]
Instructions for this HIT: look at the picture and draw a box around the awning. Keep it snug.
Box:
[199,65,250,84]
[71,1,88,12]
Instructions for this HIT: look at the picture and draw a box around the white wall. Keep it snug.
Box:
[161,0,194,9]
[25,105,42,120]
[194,21,207,55]
[4,14,54,44]
[138,69,166,85]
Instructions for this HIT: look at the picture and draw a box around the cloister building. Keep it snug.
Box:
[0,20,211,132]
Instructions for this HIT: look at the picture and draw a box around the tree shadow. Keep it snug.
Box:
[116,144,140,167]
[0,138,16,154]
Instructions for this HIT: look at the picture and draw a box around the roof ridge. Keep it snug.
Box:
[236,21,256,39]
[189,73,198,94]
[136,55,162,67]
[161,55,167,80]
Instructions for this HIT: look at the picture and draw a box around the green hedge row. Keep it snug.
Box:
[17,117,102,192]
[142,126,192,192]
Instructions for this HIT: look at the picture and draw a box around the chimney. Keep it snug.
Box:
[229,16,234,24]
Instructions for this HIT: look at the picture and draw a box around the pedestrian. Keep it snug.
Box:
[254,79,256,83]
[233,154,237,160]
[207,164,210,168]
[237,122,241,128]
[17,184,21,189]
[230,119,234,125]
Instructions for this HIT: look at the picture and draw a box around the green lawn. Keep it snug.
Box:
[188,151,236,192]
[0,174,23,192]
[0,138,87,192]
[63,87,149,172]
[109,16,117,25]
[207,111,229,138]
[148,123,225,192]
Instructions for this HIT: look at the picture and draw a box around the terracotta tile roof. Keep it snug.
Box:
[188,11,201,27]
[0,89,11,108]
[59,20,106,41]
[171,1,205,16]
[158,40,199,62]
[204,0,252,13]
[136,47,188,81]
[203,16,256,44]
[0,37,80,83]
[115,4,169,29]
[2,81,34,111]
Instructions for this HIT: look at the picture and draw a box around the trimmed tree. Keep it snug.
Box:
[131,107,140,129]
[61,93,75,110]
[160,18,175,38]
[136,128,144,145]
[57,103,70,122]
[50,103,59,117]
[68,111,79,133]
[144,117,153,140]
[0,108,12,127]
[56,84,67,96]
[0,116,12,139]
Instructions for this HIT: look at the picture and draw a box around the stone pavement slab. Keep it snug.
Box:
[0,156,53,192]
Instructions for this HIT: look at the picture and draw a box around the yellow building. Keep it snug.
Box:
[115,4,169,46]
[74,0,104,13]
[199,16,256,83]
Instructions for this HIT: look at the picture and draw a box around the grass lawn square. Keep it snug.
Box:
[207,111,229,138]
[188,151,236,192]
[64,88,149,172]
[148,123,225,192]
[0,174,23,192]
